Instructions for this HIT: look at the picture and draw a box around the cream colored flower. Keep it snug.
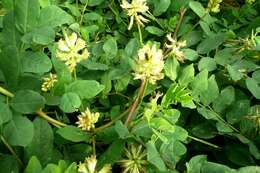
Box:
[133,43,164,84]
[121,0,149,30]
[78,155,111,173]
[76,108,100,131]
[56,32,89,72]
[118,144,147,173]
[207,0,222,13]
[166,33,186,63]
[41,73,58,92]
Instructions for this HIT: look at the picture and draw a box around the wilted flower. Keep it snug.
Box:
[41,73,58,92]
[56,32,89,72]
[76,108,100,131]
[121,0,149,30]
[133,43,164,84]
[207,0,222,13]
[78,155,111,173]
[118,144,147,173]
[166,34,186,63]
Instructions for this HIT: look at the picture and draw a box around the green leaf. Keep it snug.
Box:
[11,90,46,114]
[98,140,125,166]
[59,92,81,113]
[14,0,40,33]
[114,121,130,139]
[0,46,20,89]
[152,0,171,16]
[21,26,55,45]
[227,64,243,81]
[186,155,207,173]
[189,1,206,17]
[147,141,167,171]
[201,162,234,173]
[226,100,250,124]
[0,102,12,125]
[21,51,52,74]
[145,26,164,36]
[164,58,180,81]
[150,117,175,133]
[0,155,20,173]
[246,78,260,99]
[200,75,219,106]
[66,80,104,99]
[87,0,105,6]
[57,125,90,142]
[197,107,218,121]
[252,70,260,83]
[24,156,42,173]
[103,37,118,58]
[198,57,217,72]
[38,5,74,28]
[178,64,195,87]
[197,33,226,54]
[183,48,199,61]
[238,166,260,173]
[3,115,34,147]
[212,86,235,113]
[191,70,208,97]
[25,118,54,166]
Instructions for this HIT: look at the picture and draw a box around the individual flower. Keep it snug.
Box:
[121,0,149,30]
[118,144,147,173]
[78,155,111,173]
[133,43,164,84]
[207,0,222,13]
[166,33,186,63]
[76,108,100,131]
[56,32,89,72]
[41,73,58,92]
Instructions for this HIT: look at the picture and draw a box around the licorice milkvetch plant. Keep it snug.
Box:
[0,0,260,173]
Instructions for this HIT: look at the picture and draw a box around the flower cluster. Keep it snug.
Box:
[56,32,89,72]
[133,43,164,84]
[121,0,149,30]
[118,144,147,173]
[207,0,222,13]
[166,34,186,63]
[78,155,111,173]
[41,73,58,92]
[76,108,100,131]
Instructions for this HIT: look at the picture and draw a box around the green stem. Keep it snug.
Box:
[36,110,67,128]
[137,24,143,45]
[79,0,88,25]
[94,108,130,133]
[124,79,148,127]
[188,135,221,149]
[1,136,24,167]
[92,136,96,155]
[0,86,14,98]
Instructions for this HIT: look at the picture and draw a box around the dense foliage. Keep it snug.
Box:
[0,0,260,172]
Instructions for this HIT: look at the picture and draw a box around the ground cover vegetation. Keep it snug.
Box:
[0,0,260,172]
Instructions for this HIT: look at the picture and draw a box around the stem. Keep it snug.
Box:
[79,0,88,25]
[94,108,130,133]
[36,110,67,128]
[0,86,14,98]
[173,8,187,39]
[1,136,24,167]
[137,24,143,45]
[124,79,148,127]
[188,135,221,149]
[92,136,96,155]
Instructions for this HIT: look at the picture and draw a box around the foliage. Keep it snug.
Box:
[0,0,260,172]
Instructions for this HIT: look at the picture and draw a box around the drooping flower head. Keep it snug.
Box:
[166,33,186,63]
[76,108,100,131]
[118,144,147,173]
[207,0,222,13]
[78,155,111,173]
[56,32,89,72]
[41,73,58,92]
[133,43,164,84]
[121,0,149,30]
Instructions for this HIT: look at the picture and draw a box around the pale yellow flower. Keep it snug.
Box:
[118,144,147,173]
[133,43,164,84]
[76,108,100,131]
[41,73,58,92]
[166,33,186,63]
[207,0,222,13]
[121,0,149,30]
[78,155,111,173]
[56,32,89,72]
